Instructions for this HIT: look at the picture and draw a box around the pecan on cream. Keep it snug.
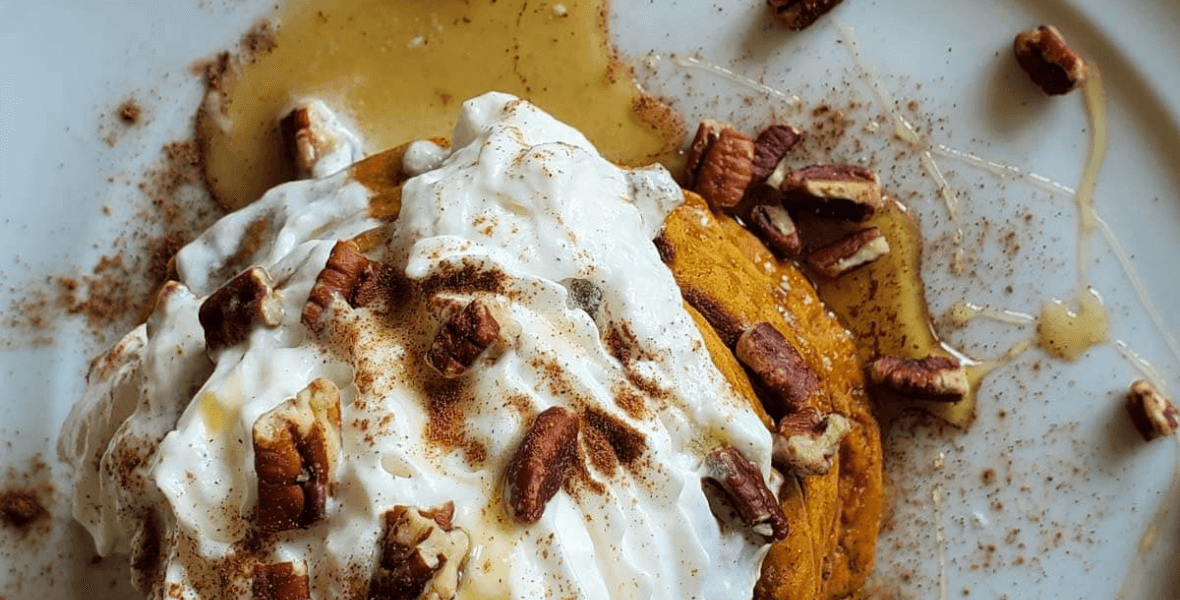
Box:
[302,240,372,332]
[1013,25,1088,95]
[806,226,890,278]
[279,101,354,178]
[198,266,284,352]
[1125,380,1180,442]
[504,406,580,524]
[766,0,845,30]
[735,322,823,417]
[253,562,311,600]
[370,503,470,600]
[252,378,343,535]
[426,299,501,378]
[772,407,850,476]
[868,355,969,402]
[776,164,883,222]
[702,446,789,541]
[693,128,756,210]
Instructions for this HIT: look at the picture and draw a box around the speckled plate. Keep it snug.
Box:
[2,0,1179,597]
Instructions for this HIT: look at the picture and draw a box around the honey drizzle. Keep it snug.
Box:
[835,22,966,273]
[200,0,681,210]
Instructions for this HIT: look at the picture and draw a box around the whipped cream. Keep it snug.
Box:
[60,92,774,599]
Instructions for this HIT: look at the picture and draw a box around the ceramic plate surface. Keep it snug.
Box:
[2,0,1179,597]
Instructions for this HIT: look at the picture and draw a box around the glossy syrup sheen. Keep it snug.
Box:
[200,0,681,209]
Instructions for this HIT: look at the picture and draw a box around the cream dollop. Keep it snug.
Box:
[60,92,774,599]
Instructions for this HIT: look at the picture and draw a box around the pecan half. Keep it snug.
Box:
[751,124,804,181]
[749,203,803,257]
[426,299,501,377]
[302,240,371,332]
[778,164,883,221]
[868,355,969,402]
[504,406,580,524]
[371,503,470,600]
[1125,380,1180,442]
[279,100,358,178]
[735,322,822,416]
[806,226,890,278]
[693,128,756,210]
[772,408,850,476]
[1014,25,1088,96]
[702,446,789,541]
[253,562,310,600]
[198,267,284,352]
[767,0,844,30]
[253,378,343,534]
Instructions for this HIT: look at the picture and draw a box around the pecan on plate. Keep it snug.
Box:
[735,322,823,417]
[702,446,789,541]
[772,407,850,476]
[777,164,883,222]
[426,299,501,378]
[806,226,890,278]
[504,406,580,524]
[767,0,845,30]
[868,355,969,402]
[302,240,372,332]
[253,562,310,600]
[253,378,343,534]
[1125,380,1180,442]
[1013,25,1088,95]
[370,503,470,600]
[198,266,284,352]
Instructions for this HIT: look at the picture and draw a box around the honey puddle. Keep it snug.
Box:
[199,0,681,210]
[810,199,977,427]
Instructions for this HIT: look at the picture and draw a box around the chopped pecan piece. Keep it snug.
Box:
[253,562,310,600]
[198,267,284,352]
[868,355,969,402]
[735,322,822,416]
[371,503,470,600]
[302,240,372,332]
[693,128,756,210]
[772,408,850,476]
[253,378,343,534]
[806,227,890,278]
[1125,380,1180,442]
[279,100,359,178]
[426,299,501,377]
[749,203,803,257]
[767,0,844,30]
[684,120,726,188]
[751,124,804,181]
[1014,25,1088,95]
[505,406,580,524]
[778,164,883,221]
[702,446,789,541]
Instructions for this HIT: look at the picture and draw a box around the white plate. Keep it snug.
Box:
[2,1,1179,597]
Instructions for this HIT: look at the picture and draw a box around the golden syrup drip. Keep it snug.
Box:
[200,0,681,209]
[813,199,975,427]
[1036,288,1110,361]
